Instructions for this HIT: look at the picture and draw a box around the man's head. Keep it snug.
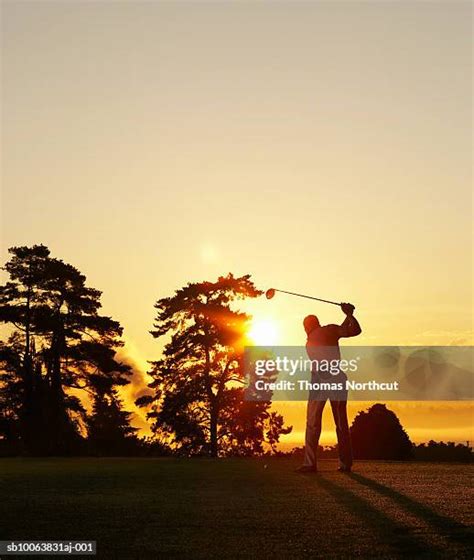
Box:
[303,314,320,335]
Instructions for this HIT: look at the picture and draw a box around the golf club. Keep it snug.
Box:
[265,288,341,306]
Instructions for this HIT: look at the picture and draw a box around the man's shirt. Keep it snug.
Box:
[306,318,361,380]
[306,325,343,365]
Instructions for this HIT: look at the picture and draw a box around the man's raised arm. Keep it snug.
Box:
[338,303,362,338]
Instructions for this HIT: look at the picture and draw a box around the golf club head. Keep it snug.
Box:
[265,288,276,300]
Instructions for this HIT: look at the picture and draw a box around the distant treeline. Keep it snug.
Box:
[288,441,472,463]
[287,403,472,463]
[412,440,472,462]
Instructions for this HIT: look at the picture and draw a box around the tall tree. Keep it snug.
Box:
[0,336,24,454]
[0,245,50,451]
[0,245,132,454]
[139,274,291,457]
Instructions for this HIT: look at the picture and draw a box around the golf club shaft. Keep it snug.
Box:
[274,289,341,306]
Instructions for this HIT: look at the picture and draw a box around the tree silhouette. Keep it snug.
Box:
[0,337,24,454]
[87,379,138,456]
[350,403,413,460]
[0,245,132,455]
[138,274,291,457]
[414,441,472,462]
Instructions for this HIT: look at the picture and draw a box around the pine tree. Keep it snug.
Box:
[138,273,291,456]
[0,245,132,455]
[87,382,138,456]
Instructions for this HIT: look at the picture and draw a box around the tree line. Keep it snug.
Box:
[0,245,471,462]
[0,245,290,457]
[289,404,472,463]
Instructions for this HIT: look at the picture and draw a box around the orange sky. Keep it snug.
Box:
[2,1,472,446]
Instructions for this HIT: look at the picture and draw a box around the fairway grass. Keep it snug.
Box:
[1,458,473,559]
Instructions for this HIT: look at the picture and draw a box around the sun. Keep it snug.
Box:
[248,319,279,346]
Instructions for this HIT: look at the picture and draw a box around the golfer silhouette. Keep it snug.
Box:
[296,303,361,473]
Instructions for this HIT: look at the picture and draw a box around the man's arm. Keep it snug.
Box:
[338,303,362,338]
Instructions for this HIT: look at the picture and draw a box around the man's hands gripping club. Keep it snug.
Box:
[340,303,355,316]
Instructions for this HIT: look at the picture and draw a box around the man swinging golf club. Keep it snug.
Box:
[297,302,362,474]
[265,289,362,472]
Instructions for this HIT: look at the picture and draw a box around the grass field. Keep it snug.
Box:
[1,458,473,559]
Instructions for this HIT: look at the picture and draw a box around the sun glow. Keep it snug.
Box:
[248,319,279,346]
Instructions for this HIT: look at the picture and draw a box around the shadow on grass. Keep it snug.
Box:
[314,475,444,559]
[349,473,473,551]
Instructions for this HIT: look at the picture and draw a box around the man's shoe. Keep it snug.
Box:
[337,466,351,473]
[295,465,318,474]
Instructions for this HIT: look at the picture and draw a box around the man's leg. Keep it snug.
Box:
[330,399,353,471]
[301,399,326,469]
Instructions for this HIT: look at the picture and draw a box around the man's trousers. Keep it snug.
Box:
[302,398,353,469]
